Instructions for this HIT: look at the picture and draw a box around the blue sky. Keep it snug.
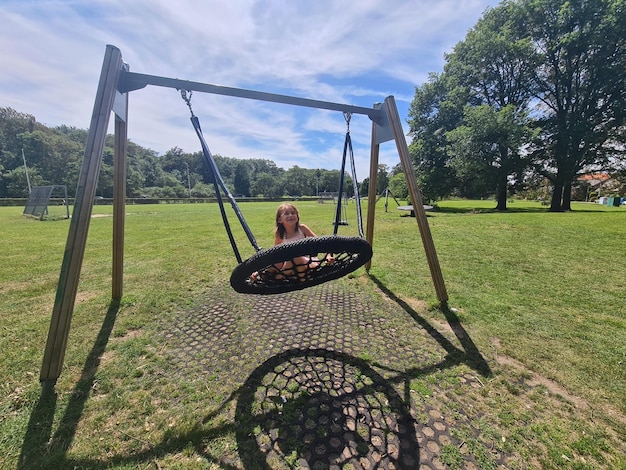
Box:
[1,0,495,179]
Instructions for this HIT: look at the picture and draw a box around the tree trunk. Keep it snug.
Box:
[549,180,564,212]
[561,180,572,211]
[495,175,508,211]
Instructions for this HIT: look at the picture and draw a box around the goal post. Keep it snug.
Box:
[23,185,70,220]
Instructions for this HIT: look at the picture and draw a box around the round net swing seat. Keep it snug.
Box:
[230,236,372,295]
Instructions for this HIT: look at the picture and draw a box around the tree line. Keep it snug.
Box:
[2,0,624,208]
[408,0,625,211]
[0,107,396,200]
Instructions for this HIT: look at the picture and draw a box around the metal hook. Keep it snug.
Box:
[180,89,194,117]
[343,112,352,132]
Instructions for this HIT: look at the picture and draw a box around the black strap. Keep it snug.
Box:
[189,115,261,262]
[333,131,349,235]
[334,114,364,238]
[347,132,364,238]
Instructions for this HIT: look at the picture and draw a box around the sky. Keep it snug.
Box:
[1,0,495,180]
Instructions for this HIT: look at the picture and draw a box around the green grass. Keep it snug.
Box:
[1,198,625,469]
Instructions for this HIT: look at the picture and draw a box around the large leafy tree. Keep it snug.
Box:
[523,0,626,211]
[446,105,534,208]
[408,0,626,210]
[443,2,536,209]
[407,73,465,202]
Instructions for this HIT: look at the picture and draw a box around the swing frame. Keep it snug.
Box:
[40,44,447,386]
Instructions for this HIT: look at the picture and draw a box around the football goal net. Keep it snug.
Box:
[23,185,70,220]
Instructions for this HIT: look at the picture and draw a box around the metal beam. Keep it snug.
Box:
[119,71,384,124]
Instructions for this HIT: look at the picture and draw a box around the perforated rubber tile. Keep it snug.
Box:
[164,281,507,469]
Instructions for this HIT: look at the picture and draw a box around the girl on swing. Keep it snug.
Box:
[250,203,332,283]
[273,203,334,279]
[274,203,315,244]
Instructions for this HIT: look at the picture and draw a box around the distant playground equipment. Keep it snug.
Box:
[334,192,349,226]
[397,204,434,217]
[319,192,350,223]
[40,45,448,386]
[23,185,70,220]
[375,187,434,216]
[376,187,401,212]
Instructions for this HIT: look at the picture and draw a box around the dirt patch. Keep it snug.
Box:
[490,338,583,404]
[75,291,99,303]
[117,329,143,340]
[0,281,31,295]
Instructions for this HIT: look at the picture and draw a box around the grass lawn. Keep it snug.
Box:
[1,198,624,469]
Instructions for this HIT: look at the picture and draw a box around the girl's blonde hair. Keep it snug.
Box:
[274,203,300,239]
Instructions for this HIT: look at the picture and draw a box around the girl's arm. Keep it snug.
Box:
[300,224,317,238]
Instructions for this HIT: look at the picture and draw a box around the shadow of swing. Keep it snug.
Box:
[235,348,421,469]
[369,274,492,379]
[20,347,421,469]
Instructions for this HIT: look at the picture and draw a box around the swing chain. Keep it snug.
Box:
[343,112,352,132]
[180,89,195,117]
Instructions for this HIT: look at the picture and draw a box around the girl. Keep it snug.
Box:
[248,203,332,283]
[273,203,319,278]
[274,203,317,244]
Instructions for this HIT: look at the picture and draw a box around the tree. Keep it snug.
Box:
[523,0,626,211]
[318,170,342,195]
[251,173,280,197]
[233,161,251,197]
[446,105,533,208]
[407,73,465,202]
[248,159,283,177]
[281,166,314,196]
[376,164,390,195]
[444,2,536,208]
[408,0,626,210]
[388,172,408,200]
[4,166,43,197]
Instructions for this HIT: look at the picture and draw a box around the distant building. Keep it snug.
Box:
[575,173,612,201]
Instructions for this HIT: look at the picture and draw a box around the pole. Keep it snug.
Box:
[40,45,123,386]
[383,96,448,305]
[185,162,192,198]
[22,149,32,193]
[365,109,381,271]
[112,67,128,302]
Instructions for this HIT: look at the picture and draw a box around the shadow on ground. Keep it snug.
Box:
[19,279,502,469]
[19,301,121,469]
[235,348,421,468]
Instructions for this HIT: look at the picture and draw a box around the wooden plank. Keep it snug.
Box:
[365,113,381,271]
[112,74,128,301]
[40,45,123,384]
[383,96,448,304]
[121,72,383,122]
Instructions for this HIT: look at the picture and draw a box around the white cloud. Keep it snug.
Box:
[1,0,494,179]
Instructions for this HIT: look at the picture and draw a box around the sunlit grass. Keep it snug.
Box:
[1,198,625,468]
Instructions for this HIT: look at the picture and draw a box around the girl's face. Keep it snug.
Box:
[277,206,299,226]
